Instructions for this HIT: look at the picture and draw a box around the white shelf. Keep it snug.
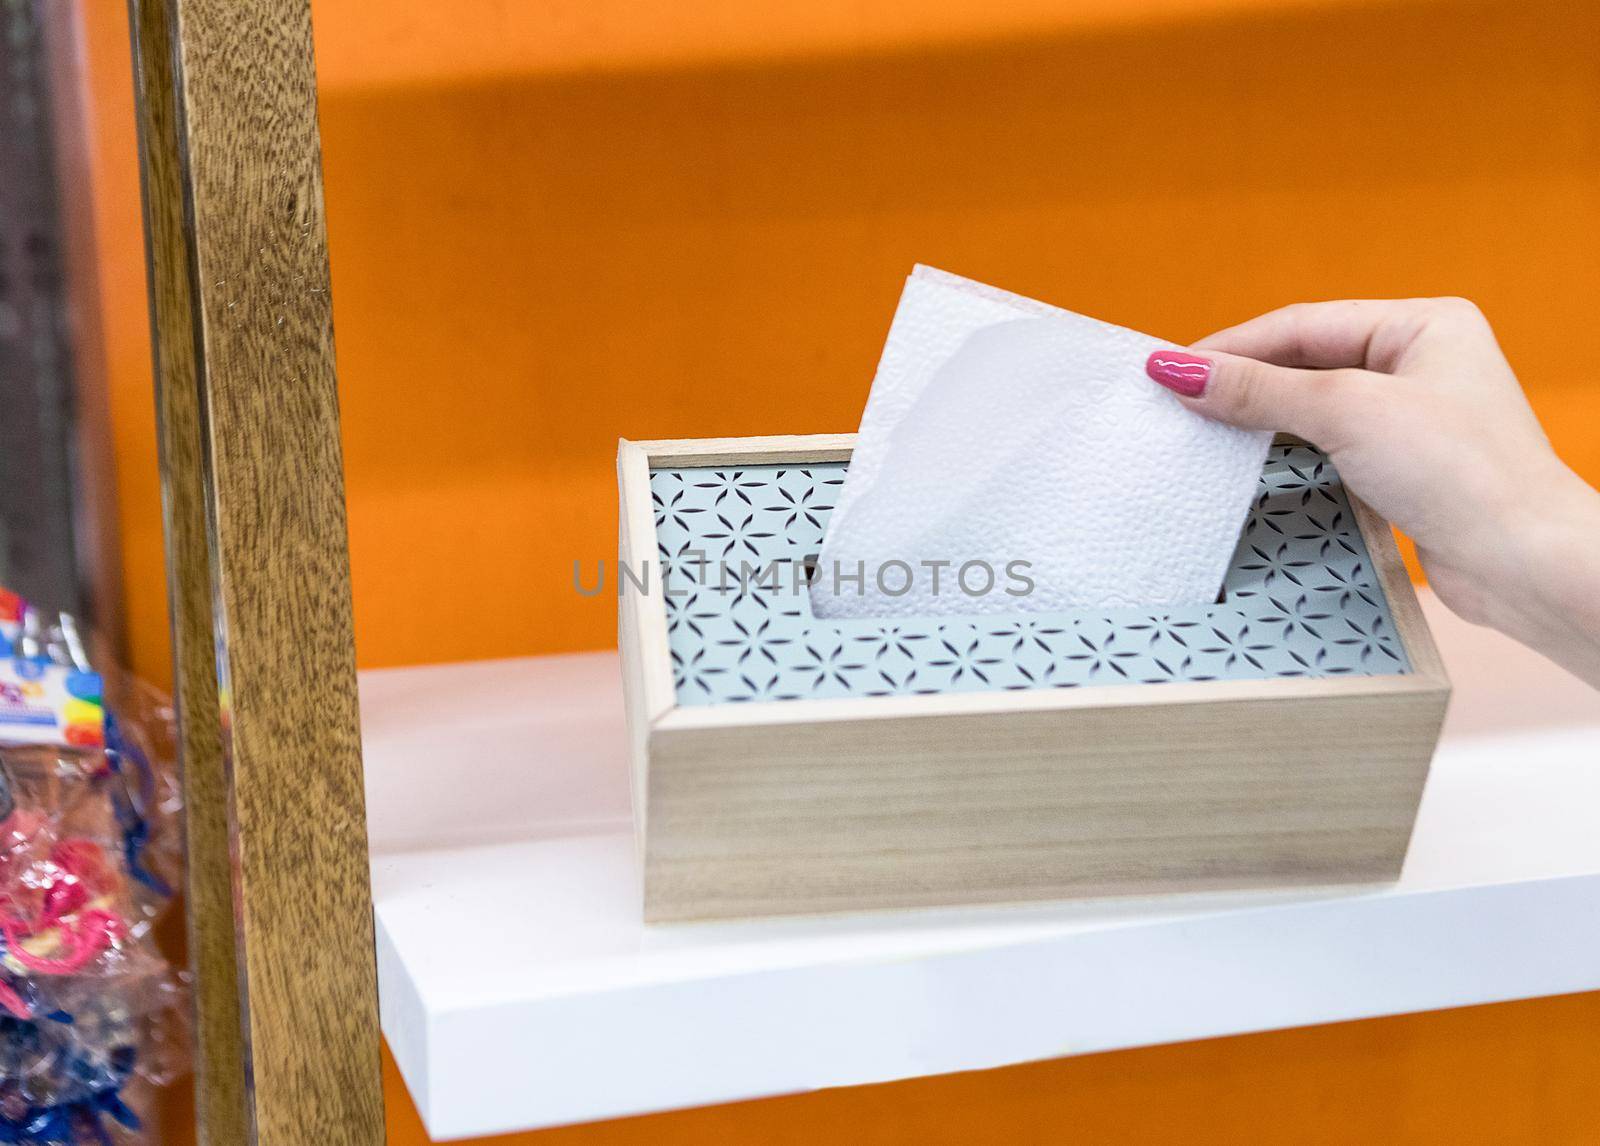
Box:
[363,592,1600,1142]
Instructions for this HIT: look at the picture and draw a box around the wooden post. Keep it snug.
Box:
[127,0,385,1142]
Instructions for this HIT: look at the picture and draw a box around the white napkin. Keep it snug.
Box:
[811,266,1271,620]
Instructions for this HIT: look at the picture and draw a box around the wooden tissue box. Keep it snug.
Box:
[618,434,1449,923]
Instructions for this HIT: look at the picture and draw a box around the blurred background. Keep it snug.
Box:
[11,0,1600,1141]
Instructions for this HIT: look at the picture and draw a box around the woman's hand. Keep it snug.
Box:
[1144,298,1600,687]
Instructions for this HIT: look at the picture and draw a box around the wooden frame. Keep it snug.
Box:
[128,0,384,1141]
[620,435,1451,923]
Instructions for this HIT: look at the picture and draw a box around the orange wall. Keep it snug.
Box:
[83,0,1600,680]
[61,0,1600,1142]
[318,0,1600,670]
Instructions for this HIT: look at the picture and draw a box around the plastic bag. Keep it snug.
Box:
[0,589,187,1143]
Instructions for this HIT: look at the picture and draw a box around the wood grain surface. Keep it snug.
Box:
[646,685,1446,921]
[128,0,384,1141]
[126,1,247,1141]
[617,440,675,846]
[631,434,857,467]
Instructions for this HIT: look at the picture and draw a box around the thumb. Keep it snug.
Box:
[1144,348,1366,445]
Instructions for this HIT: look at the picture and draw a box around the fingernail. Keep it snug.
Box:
[1145,350,1211,398]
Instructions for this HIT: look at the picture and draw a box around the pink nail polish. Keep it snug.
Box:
[1145,350,1211,398]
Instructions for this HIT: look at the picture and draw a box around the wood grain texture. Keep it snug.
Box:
[133,0,385,1140]
[125,1,247,1140]
[636,433,857,467]
[621,436,1451,922]
[658,669,1447,730]
[617,440,674,846]
[646,686,1445,921]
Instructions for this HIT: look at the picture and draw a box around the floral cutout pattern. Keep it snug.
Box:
[652,443,1410,705]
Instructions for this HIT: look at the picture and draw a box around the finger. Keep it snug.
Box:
[1145,348,1368,447]
[1192,299,1441,373]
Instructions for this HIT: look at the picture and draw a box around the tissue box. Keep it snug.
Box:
[618,434,1449,923]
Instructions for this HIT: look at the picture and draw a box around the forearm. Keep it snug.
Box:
[1488,468,1600,688]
